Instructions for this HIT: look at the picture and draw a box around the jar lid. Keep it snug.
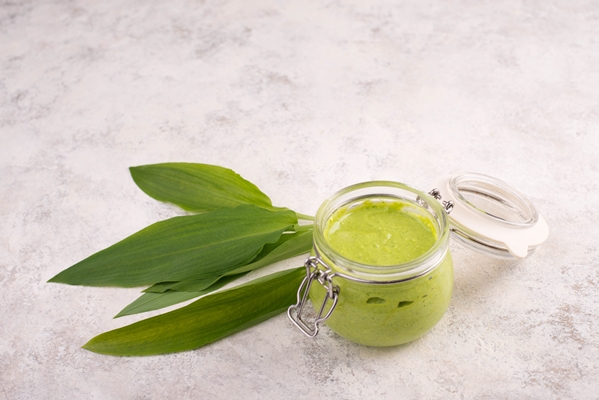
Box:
[434,173,549,259]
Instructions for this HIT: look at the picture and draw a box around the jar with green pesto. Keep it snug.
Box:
[288,174,549,347]
[289,181,453,347]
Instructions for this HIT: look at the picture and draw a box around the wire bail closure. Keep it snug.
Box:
[417,188,454,214]
[428,188,454,214]
[287,256,339,338]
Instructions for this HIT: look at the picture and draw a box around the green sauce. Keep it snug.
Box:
[310,198,453,346]
[325,199,437,265]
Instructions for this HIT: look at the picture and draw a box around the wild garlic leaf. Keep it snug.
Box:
[143,281,180,294]
[226,228,313,275]
[143,277,217,294]
[141,228,313,293]
[84,267,305,356]
[115,273,247,318]
[130,162,276,212]
[124,229,313,316]
[49,205,297,287]
[115,291,202,319]
[168,277,230,293]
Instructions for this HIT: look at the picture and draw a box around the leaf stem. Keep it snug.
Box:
[293,224,314,233]
[295,212,315,221]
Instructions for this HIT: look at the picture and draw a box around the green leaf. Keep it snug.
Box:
[168,277,227,293]
[130,162,275,212]
[143,278,217,294]
[142,228,313,293]
[226,228,313,275]
[83,267,305,356]
[115,292,201,318]
[143,281,180,293]
[49,205,297,287]
[115,273,247,318]
[115,229,313,316]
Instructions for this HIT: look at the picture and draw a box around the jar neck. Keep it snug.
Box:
[313,181,450,282]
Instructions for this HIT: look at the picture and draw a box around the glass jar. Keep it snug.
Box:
[288,174,548,346]
[289,181,453,346]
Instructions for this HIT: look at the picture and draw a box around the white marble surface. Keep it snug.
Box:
[1,0,599,398]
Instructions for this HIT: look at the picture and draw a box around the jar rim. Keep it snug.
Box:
[314,180,450,281]
[448,173,539,228]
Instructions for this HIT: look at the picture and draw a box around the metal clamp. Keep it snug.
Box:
[427,188,454,214]
[287,256,339,338]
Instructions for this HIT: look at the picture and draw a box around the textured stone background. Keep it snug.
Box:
[1,0,598,398]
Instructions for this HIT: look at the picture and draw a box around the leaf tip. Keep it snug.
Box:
[47,269,83,286]
[81,340,98,353]
[129,165,141,181]
[47,273,64,284]
[81,336,119,356]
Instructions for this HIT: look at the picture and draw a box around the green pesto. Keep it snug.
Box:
[324,199,437,265]
[310,199,453,346]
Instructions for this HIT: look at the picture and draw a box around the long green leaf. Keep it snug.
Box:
[114,273,247,318]
[142,228,313,293]
[143,281,183,294]
[143,277,217,294]
[115,291,202,319]
[130,163,275,212]
[49,205,297,287]
[83,267,305,356]
[116,230,313,316]
[226,228,313,275]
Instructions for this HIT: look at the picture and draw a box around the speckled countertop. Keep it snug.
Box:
[1,0,598,398]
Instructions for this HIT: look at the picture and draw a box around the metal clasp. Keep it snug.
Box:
[427,188,454,214]
[287,256,339,338]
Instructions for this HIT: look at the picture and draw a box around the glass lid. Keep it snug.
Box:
[434,173,549,259]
